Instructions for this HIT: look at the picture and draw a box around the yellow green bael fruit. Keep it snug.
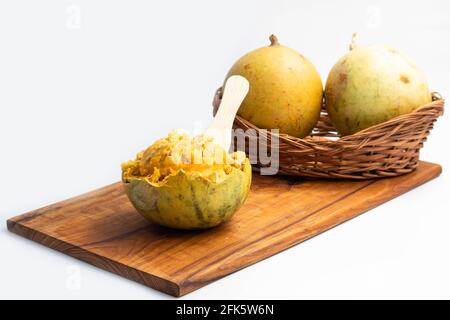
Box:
[325,35,431,136]
[226,35,323,138]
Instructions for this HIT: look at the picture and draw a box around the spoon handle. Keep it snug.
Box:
[205,75,249,151]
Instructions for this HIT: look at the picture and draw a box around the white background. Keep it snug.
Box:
[1,0,449,299]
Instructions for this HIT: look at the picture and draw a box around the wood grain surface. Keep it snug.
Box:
[7,161,441,297]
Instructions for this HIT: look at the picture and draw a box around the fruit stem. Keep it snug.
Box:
[349,32,358,51]
[269,34,279,46]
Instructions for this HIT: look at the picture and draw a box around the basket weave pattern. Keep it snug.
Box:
[213,89,444,179]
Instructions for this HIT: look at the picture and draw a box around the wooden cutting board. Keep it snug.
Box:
[7,161,441,297]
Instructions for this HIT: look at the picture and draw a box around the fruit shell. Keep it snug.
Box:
[123,159,252,230]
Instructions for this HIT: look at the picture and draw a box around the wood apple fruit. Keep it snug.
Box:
[226,35,323,138]
[325,35,431,136]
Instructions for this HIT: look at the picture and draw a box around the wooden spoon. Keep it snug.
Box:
[204,75,249,151]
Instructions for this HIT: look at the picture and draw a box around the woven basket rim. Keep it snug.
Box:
[212,88,444,179]
[230,97,444,151]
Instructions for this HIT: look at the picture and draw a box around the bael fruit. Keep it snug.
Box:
[325,34,431,136]
[122,130,252,230]
[226,35,323,138]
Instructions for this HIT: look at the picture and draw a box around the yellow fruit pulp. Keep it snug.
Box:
[122,130,247,185]
[121,130,252,229]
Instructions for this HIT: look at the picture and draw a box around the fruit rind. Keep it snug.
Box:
[123,158,252,230]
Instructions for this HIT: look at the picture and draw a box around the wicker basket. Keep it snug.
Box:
[213,89,444,179]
